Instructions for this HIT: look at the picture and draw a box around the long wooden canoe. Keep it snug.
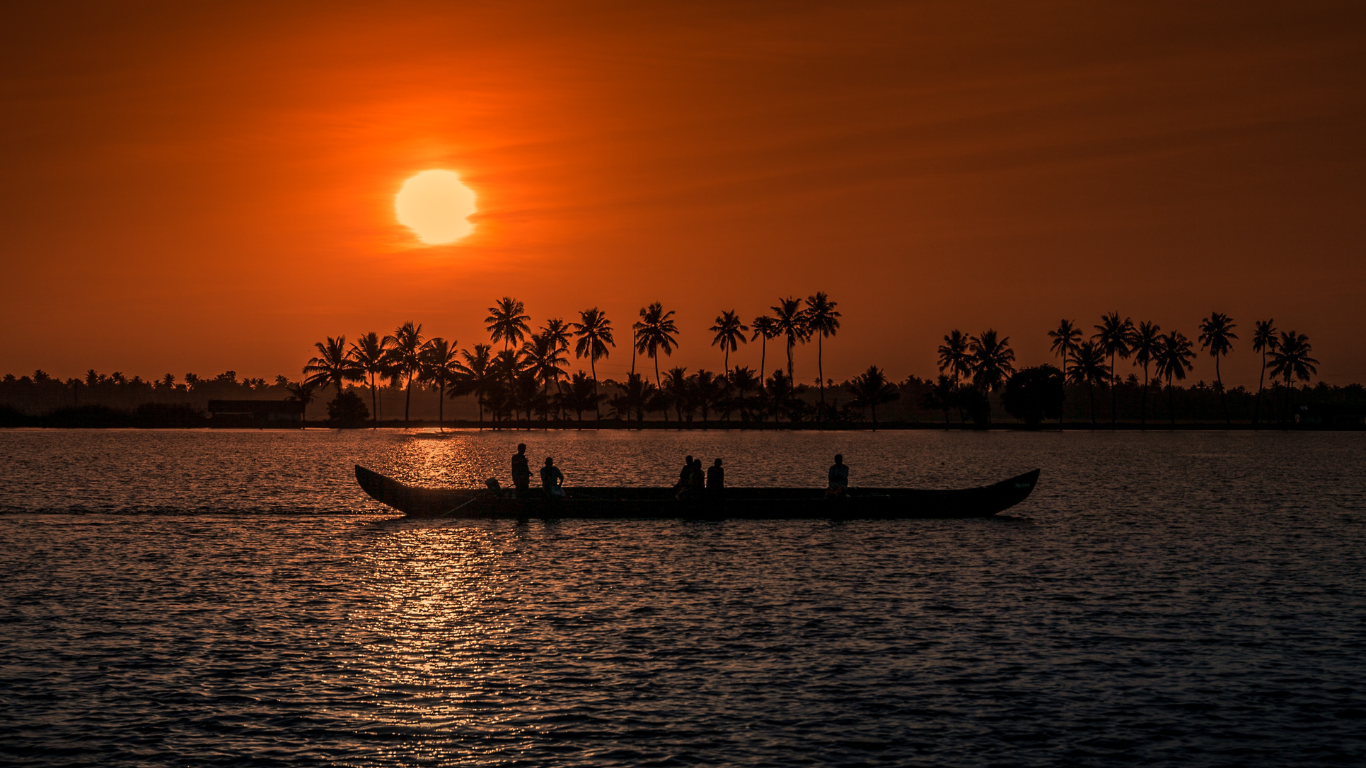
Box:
[355,465,1040,520]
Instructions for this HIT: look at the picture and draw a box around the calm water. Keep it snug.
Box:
[2,429,1364,766]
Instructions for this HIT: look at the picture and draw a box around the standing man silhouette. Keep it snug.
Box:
[706,458,725,499]
[511,443,532,495]
[826,454,849,499]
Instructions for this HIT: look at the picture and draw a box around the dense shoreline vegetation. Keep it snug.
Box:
[3,297,1362,429]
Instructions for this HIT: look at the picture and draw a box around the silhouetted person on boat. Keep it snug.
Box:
[511,444,532,494]
[675,455,694,491]
[541,457,566,499]
[826,454,849,499]
[706,458,724,498]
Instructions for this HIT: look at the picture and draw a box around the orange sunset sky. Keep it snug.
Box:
[2,1,1364,387]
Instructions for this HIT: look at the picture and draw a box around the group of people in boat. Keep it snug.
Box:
[501,443,851,500]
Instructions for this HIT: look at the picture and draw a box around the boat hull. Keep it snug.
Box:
[354,465,1040,520]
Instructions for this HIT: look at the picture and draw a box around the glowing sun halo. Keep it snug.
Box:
[395,170,477,245]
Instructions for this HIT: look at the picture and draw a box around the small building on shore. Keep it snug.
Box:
[207,399,304,427]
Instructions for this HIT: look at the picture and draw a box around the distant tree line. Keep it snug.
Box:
[3,301,1360,428]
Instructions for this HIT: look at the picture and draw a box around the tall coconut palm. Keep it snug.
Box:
[1093,313,1135,425]
[485,297,530,352]
[771,297,810,405]
[1131,321,1162,427]
[1197,312,1238,424]
[569,307,615,419]
[1047,319,1082,382]
[491,348,527,425]
[709,310,749,378]
[750,316,779,384]
[349,332,393,427]
[803,292,841,417]
[969,329,1015,394]
[522,332,568,425]
[453,344,494,428]
[1067,340,1110,427]
[845,365,899,427]
[938,330,973,389]
[383,321,425,426]
[1269,331,1318,424]
[303,335,363,411]
[417,337,460,429]
[1251,319,1277,428]
[632,302,679,419]
[1155,331,1195,428]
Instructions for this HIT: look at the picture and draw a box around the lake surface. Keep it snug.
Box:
[2,429,1364,766]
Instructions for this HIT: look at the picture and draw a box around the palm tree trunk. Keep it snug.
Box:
[404,373,413,426]
[1088,383,1096,428]
[591,358,600,422]
[1110,351,1118,427]
[1140,367,1149,427]
[370,374,378,428]
[438,382,445,430]
[1253,352,1266,428]
[817,335,825,422]
[759,339,767,387]
[1216,355,1228,425]
[1168,374,1176,429]
[630,331,637,376]
[653,356,667,423]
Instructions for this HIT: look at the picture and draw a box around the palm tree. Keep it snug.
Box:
[1047,319,1082,382]
[727,366,759,424]
[663,366,692,422]
[1067,340,1110,427]
[522,332,568,425]
[803,292,841,418]
[632,302,680,418]
[383,321,425,426]
[1251,319,1277,428]
[485,297,530,352]
[608,372,653,426]
[349,332,393,427]
[284,380,317,427]
[1093,313,1135,425]
[303,335,362,410]
[453,344,494,428]
[491,348,526,424]
[1131,321,1162,427]
[1155,331,1195,428]
[920,375,957,426]
[846,365,899,427]
[692,370,723,424]
[560,371,601,424]
[771,297,810,405]
[750,316,779,385]
[1269,331,1318,424]
[938,330,973,389]
[417,337,460,429]
[1197,312,1238,424]
[709,310,749,378]
[569,307,615,420]
[969,329,1015,393]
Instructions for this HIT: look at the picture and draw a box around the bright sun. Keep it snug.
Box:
[395,170,477,245]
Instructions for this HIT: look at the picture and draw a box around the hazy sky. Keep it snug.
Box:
[2,1,1363,386]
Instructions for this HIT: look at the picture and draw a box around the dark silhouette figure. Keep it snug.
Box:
[675,455,694,490]
[540,457,565,498]
[511,444,532,493]
[826,454,849,499]
[706,458,724,498]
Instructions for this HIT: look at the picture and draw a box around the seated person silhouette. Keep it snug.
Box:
[540,456,566,499]
[706,458,724,499]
